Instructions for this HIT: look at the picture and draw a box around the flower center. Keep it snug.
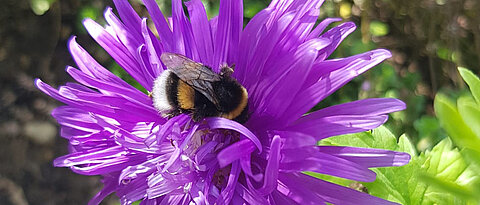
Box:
[158,120,242,194]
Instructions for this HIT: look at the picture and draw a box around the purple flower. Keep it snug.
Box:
[36,0,410,204]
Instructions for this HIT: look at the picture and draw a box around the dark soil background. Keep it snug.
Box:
[0,0,115,204]
[1,0,479,204]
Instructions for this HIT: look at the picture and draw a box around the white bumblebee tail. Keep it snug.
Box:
[152,70,174,115]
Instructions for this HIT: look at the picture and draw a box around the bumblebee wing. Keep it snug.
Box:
[161,53,221,107]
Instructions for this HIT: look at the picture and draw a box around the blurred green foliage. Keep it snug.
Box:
[30,0,56,15]
[430,67,480,203]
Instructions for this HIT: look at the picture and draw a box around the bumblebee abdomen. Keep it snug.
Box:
[177,80,195,110]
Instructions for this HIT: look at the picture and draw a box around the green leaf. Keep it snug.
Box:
[324,126,478,204]
[322,127,416,204]
[366,138,479,205]
[304,172,353,187]
[460,148,480,175]
[434,93,480,153]
[457,96,480,139]
[321,126,397,150]
[362,135,426,205]
[398,134,417,156]
[418,173,473,201]
[422,139,476,187]
[458,67,480,104]
[419,139,479,204]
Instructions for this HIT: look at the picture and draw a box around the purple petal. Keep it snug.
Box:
[279,173,400,205]
[217,139,256,168]
[270,190,301,204]
[36,79,78,105]
[257,135,281,195]
[276,176,327,204]
[209,16,219,39]
[171,0,198,59]
[64,64,152,106]
[280,149,377,182]
[68,36,131,88]
[292,98,406,126]
[268,0,314,17]
[54,146,147,175]
[234,8,272,85]
[88,174,118,205]
[237,12,294,89]
[38,79,158,123]
[277,131,317,149]
[285,49,392,123]
[52,106,100,133]
[213,0,243,71]
[217,161,241,205]
[240,155,263,182]
[83,18,150,90]
[317,22,356,61]
[112,0,142,41]
[119,177,150,203]
[65,67,159,121]
[186,0,215,67]
[140,18,164,80]
[287,114,388,140]
[307,17,342,39]
[264,0,323,63]
[142,0,173,50]
[248,38,330,127]
[234,184,269,204]
[318,146,411,167]
[206,117,262,152]
[237,1,324,90]
[104,7,141,57]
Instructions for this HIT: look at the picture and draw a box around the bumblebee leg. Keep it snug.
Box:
[192,112,206,122]
[163,109,181,119]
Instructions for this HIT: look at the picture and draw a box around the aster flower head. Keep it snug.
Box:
[36,0,410,204]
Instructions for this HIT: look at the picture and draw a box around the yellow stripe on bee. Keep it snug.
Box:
[177,80,195,110]
[221,87,248,120]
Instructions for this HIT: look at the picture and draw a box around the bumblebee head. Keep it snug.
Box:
[220,65,234,77]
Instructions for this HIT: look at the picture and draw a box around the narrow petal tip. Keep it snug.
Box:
[392,151,411,166]
[53,156,67,167]
[373,48,392,59]
[35,79,50,92]
[34,78,43,87]
[83,18,102,38]
[389,98,407,112]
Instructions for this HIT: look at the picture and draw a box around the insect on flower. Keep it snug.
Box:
[151,53,249,123]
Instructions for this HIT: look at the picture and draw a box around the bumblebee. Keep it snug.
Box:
[151,53,249,123]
